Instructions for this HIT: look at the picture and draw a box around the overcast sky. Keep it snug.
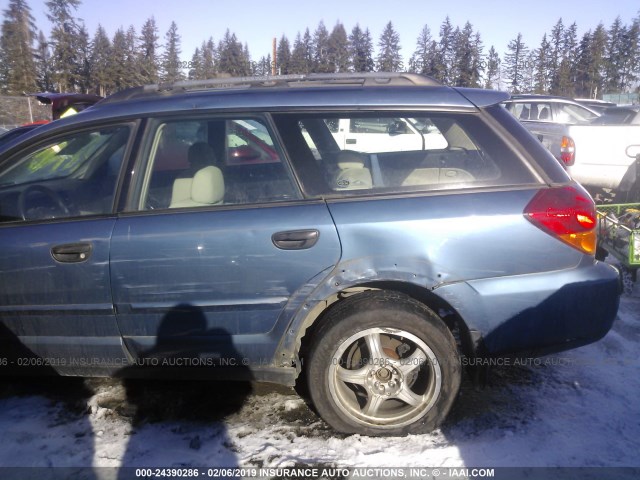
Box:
[13,0,640,65]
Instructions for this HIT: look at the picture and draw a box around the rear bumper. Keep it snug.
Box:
[434,260,620,357]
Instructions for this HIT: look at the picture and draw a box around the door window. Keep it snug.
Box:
[138,117,301,210]
[0,125,131,222]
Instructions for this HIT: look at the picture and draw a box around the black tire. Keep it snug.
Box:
[306,291,461,436]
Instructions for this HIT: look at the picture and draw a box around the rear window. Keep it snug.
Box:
[272,111,537,196]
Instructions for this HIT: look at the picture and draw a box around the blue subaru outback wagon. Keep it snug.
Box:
[0,73,620,436]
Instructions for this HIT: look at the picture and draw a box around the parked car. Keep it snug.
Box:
[503,95,600,124]
[328,117,447,152]
[0,73,620,436]
[590,106,640,125]
[574,98,617,114]
[564,123,640,202]
[502,95,600,161]
[30,92,102,120]
[0,94,102,150]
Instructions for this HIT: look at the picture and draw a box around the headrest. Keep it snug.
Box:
[191,166,224,204]
[188,142,217,168]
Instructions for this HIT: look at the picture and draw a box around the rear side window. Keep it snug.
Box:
[506,102,553,121]
[272,112,537,196]
[555,103,599,124]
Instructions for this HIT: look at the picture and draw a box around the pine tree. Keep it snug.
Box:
[619,16,639,91]
[290,32,307,74]
[125,25,140,87]
[243,43,252,75]
[485,45,501,89]
[254,54,272,76]
[201,38,216,78]
[34,30,54,91]
[589,24,609,97]
[45,0,81,92]
[548,18,564,94]
[533,34,551,94]
[376,21,402,72]
[110,28,128,91]
[604,17,625,91]
[556,22,578,96]
[452,22,477,87]
[409,25,435,75]
[161,21,184,82]
[188,47,202,80]
[470,32,484,88]
[302,28,314,72]
[328,22,349,72]
[75,23,91,93]
[90,25,111,96]
[521,50,536,93]
[0,42,8,94]
[313,21,332,73]
[349,24,374,72]
[139,17,159,85]
[1,0,38,94]
[504,33,529,93]
[218,30,249,76]
[276,34,291,74]
[434,17,454,83]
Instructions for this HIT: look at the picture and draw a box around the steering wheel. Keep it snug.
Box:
[18,185,71,220]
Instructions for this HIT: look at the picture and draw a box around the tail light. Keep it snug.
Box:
[559,136,575,166]
[524,185,596,255]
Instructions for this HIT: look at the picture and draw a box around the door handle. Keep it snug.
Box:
[51,243,92,263]
[272,230,319,250]
[346,138,357,144]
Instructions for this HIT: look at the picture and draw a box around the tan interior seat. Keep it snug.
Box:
[169,166,225,208]
[333,151,373,190]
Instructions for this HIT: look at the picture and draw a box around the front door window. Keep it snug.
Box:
[0,125,131,223]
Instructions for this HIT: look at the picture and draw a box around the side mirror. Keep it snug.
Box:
[229,145,260,163]
[228,145,261,164]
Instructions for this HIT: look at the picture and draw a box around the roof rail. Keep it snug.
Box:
[99,72,440,105]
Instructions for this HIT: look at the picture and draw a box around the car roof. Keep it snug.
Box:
[96,73,507,110]
[0,74,509,153]
[574,98,616,105]
[506,94,583,103]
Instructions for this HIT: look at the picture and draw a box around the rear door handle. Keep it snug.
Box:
[51,243,92,263]
[346,138,357,144]
[272,230,319,250]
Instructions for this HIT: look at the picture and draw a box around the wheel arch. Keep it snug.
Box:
[290,280,478,379]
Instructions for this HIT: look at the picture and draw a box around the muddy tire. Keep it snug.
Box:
[306,291,461,436]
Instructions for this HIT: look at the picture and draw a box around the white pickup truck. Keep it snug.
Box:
[329,118,448,152]
[503,97,640,198]
[567,125,640,195]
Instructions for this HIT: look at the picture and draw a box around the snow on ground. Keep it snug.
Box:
[0,283,639,472]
